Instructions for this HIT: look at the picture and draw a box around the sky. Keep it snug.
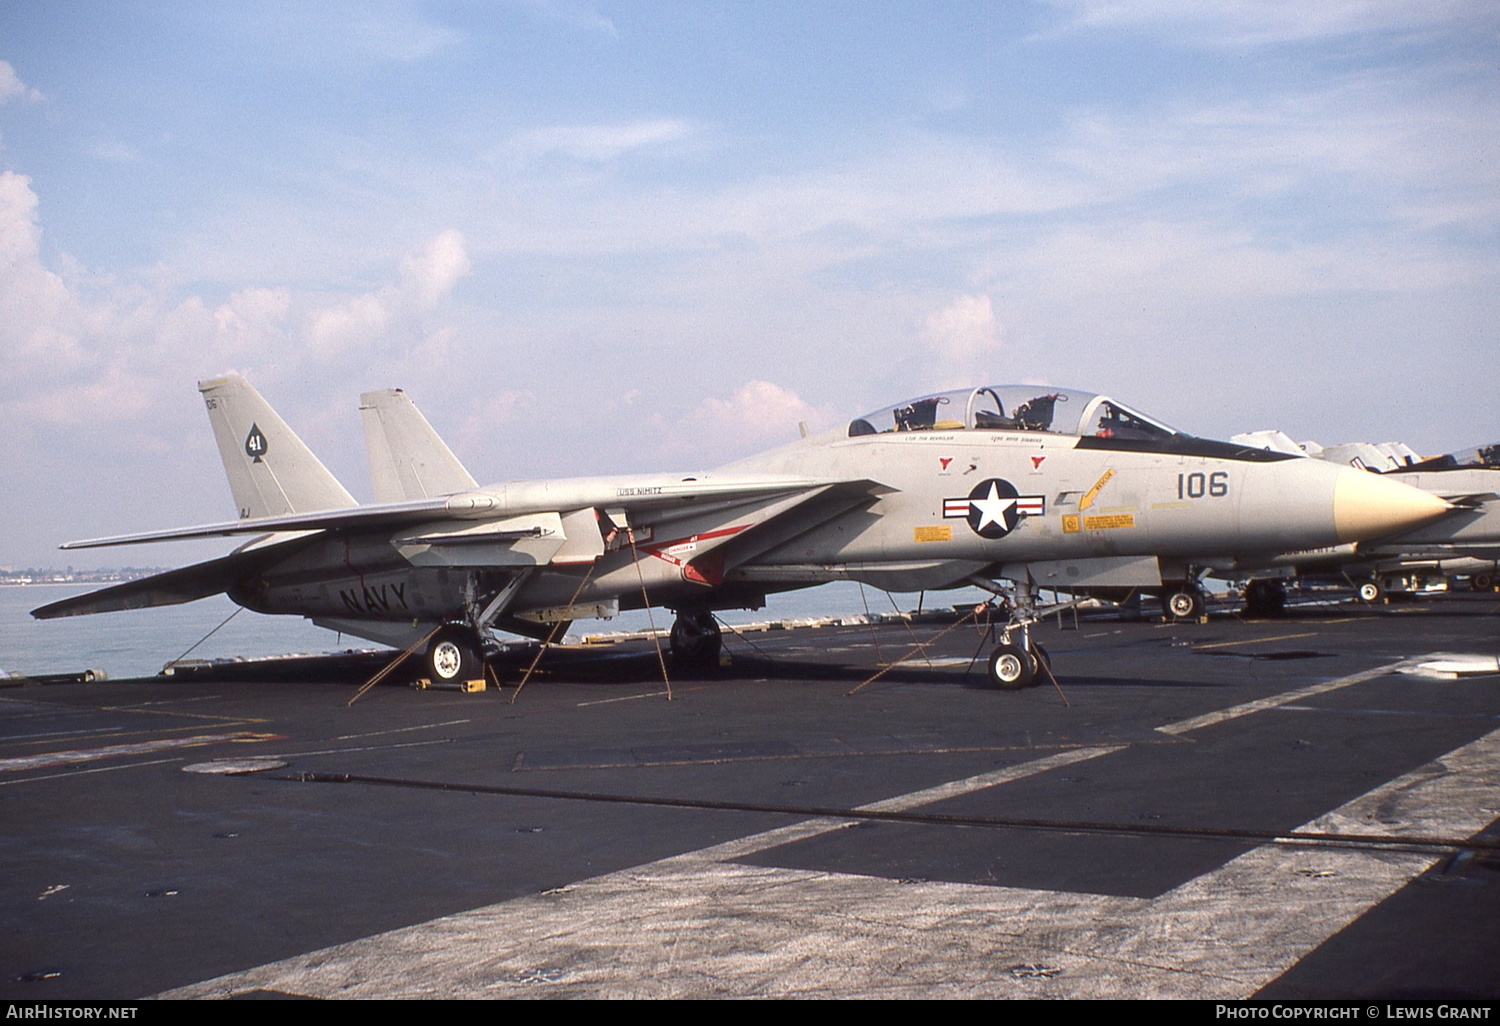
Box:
[1,1,1497,569]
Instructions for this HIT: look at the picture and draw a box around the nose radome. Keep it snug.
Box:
[1333,468,1451,543]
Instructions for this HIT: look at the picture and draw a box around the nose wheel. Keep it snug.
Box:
[985,640,1051,690]
[987,643,1034,689]
[966,575,1071,692]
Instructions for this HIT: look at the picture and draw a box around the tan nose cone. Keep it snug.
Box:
[1333,468,1451,543]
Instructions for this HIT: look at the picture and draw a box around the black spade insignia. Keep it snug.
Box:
[964,477,1021,539]
[244,423,267,463]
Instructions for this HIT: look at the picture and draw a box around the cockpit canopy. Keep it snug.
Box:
[848,386,1178,441]
[1399,442,1500,473]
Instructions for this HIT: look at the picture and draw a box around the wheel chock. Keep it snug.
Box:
[411,677,487,693]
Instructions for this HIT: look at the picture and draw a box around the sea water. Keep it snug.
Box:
[1,581,992,681]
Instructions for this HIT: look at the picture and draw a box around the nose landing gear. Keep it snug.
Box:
[967,576,1071,692]
[986,639,1052,690]
[988,643,1035,689]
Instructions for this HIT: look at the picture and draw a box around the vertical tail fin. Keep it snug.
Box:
[198,375,357,518]
[359,388,478,502]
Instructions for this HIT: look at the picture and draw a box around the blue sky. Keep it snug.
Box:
[2,1,1497,567]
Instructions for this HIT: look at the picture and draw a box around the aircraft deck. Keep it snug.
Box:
[3,593,1499,999]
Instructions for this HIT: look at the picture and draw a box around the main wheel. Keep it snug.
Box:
[1356,580,1382,603]
[1243,579,1285,617]
[669,610,722,667]
[987,643,1036,690]
[427,625,481,682]
[1471,573,1493,592]
[1164,587,1205,621]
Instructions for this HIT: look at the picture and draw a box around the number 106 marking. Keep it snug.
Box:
[1178,471,1228,499]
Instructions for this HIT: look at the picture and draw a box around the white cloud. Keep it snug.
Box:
[1042,0,1494,47]
[400,229,471,310]
[83,141,146,165]
[0,169,471,435]
[454,389,534,468]
[921,295,1004,384]
[1051,74,1500,222]
[215,286,292,340]
[305,230,471,355]
[0,173,85,388]
[0,61,42,104]
[1018,218,1473,302]
[512,120,696,162]
[671,381,836,458]
[351,9,462,61]
[305,293,391,356]
[517,0,617,37]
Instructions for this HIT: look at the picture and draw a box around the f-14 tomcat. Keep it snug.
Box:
[1210,439,1500,612]
[35,377,1452,689]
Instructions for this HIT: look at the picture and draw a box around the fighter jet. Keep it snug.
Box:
[1213,440,1500,611]
[34,378,1454,689]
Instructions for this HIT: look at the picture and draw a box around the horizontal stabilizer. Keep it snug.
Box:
[62,496,462,549]
[31,537,314,619]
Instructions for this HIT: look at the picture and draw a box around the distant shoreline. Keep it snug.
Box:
[0,581,98,588]
[0,577,164,589]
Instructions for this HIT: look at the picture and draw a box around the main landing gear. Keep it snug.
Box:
[669,609,722,669]
[426,623,484,683]
[1161,585,1207,622]
[1159,567,1211,622]
[1242,579,1286,617]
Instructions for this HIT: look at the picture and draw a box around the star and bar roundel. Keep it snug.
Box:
[943,478,1045,540]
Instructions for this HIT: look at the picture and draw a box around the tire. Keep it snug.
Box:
[1243,579,1285,617]
[1356,580,1382,603]
[427,625,480,682]
[987,643,1036,690]
[1472,574,1493,592]
[1029,643,1051,688]
[1164,588,1204,620]
[669,610,722,667]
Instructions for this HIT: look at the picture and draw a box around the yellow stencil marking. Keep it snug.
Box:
[1079,468,1115,511]
[1061,514,1081,534]
[914,525,952,543]
[1083,513,1135,530]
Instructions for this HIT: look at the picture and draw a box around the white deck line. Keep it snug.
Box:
[1156,658,1416,736]
[162,721,1500,999]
